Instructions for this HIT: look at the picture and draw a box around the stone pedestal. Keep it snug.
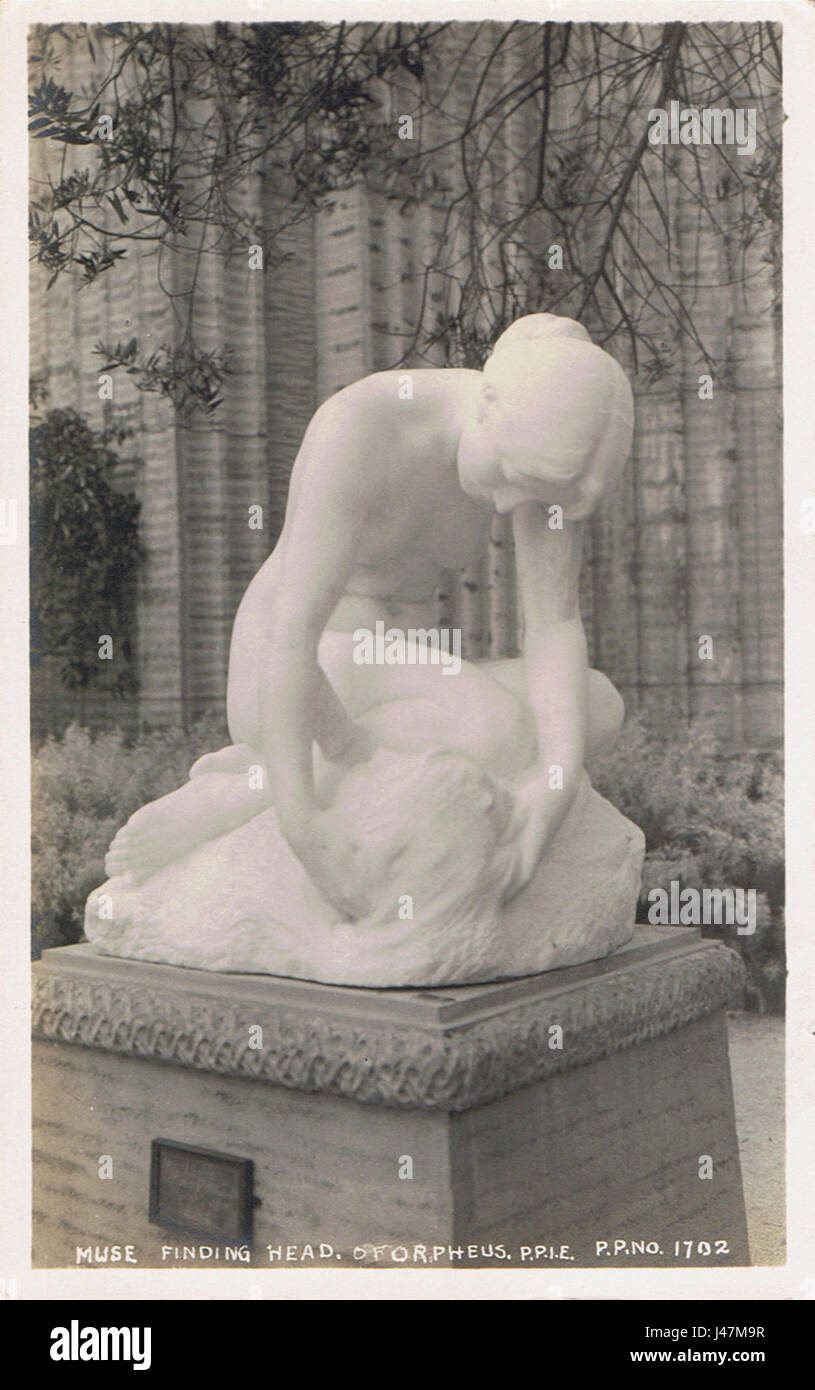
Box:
[31,927,749,1269]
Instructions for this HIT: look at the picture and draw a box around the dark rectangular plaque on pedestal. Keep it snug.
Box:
[148,1139,255,1244]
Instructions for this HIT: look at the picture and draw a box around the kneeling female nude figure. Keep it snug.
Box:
[88,313,644,986]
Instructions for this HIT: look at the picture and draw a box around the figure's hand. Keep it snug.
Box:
[287,809,371,920]
[334,719,378,769]
[313,719,379,804]
[499,781,563,904]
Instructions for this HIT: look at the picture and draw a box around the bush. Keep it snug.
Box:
[31,713,228,956]
[589,716,784,1012]
[30,408,144,694]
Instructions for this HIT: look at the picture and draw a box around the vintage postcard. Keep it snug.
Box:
[1,0,813,1309]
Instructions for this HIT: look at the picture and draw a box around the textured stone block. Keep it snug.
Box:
[32,927,749,1269]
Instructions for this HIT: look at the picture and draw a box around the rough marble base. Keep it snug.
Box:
[84,774,645,987]
[32,927,749,1267]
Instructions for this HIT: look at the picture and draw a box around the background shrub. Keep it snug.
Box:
[589,716,784,1012]
[30,408,144,694]
[31,713,227,956]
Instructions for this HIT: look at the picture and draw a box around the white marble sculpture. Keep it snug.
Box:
[86,313,645,987]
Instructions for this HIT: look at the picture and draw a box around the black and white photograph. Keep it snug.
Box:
[2,0,813,1316]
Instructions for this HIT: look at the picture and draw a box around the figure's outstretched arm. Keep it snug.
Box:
[258,395,382,915]
[502,505,588,898]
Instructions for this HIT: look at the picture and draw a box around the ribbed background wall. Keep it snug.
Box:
[29,22,782,748]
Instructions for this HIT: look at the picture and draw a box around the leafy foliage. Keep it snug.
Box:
[29,20,781,407]
[92,338,232,415]
[590,716,784,1011]
[31,714,228,956]
[30,408,144,693]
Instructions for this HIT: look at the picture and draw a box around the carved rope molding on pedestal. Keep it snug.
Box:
[32,945,745,1112]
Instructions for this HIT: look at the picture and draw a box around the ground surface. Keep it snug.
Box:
[727,1011,785,1266]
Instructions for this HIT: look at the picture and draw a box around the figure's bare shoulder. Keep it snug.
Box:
[312,370,445,424]
[280,375,407,536]
[291,370,467,501]
[299,373,404,458]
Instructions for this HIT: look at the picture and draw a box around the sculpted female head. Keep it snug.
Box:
[460,313,634,519]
